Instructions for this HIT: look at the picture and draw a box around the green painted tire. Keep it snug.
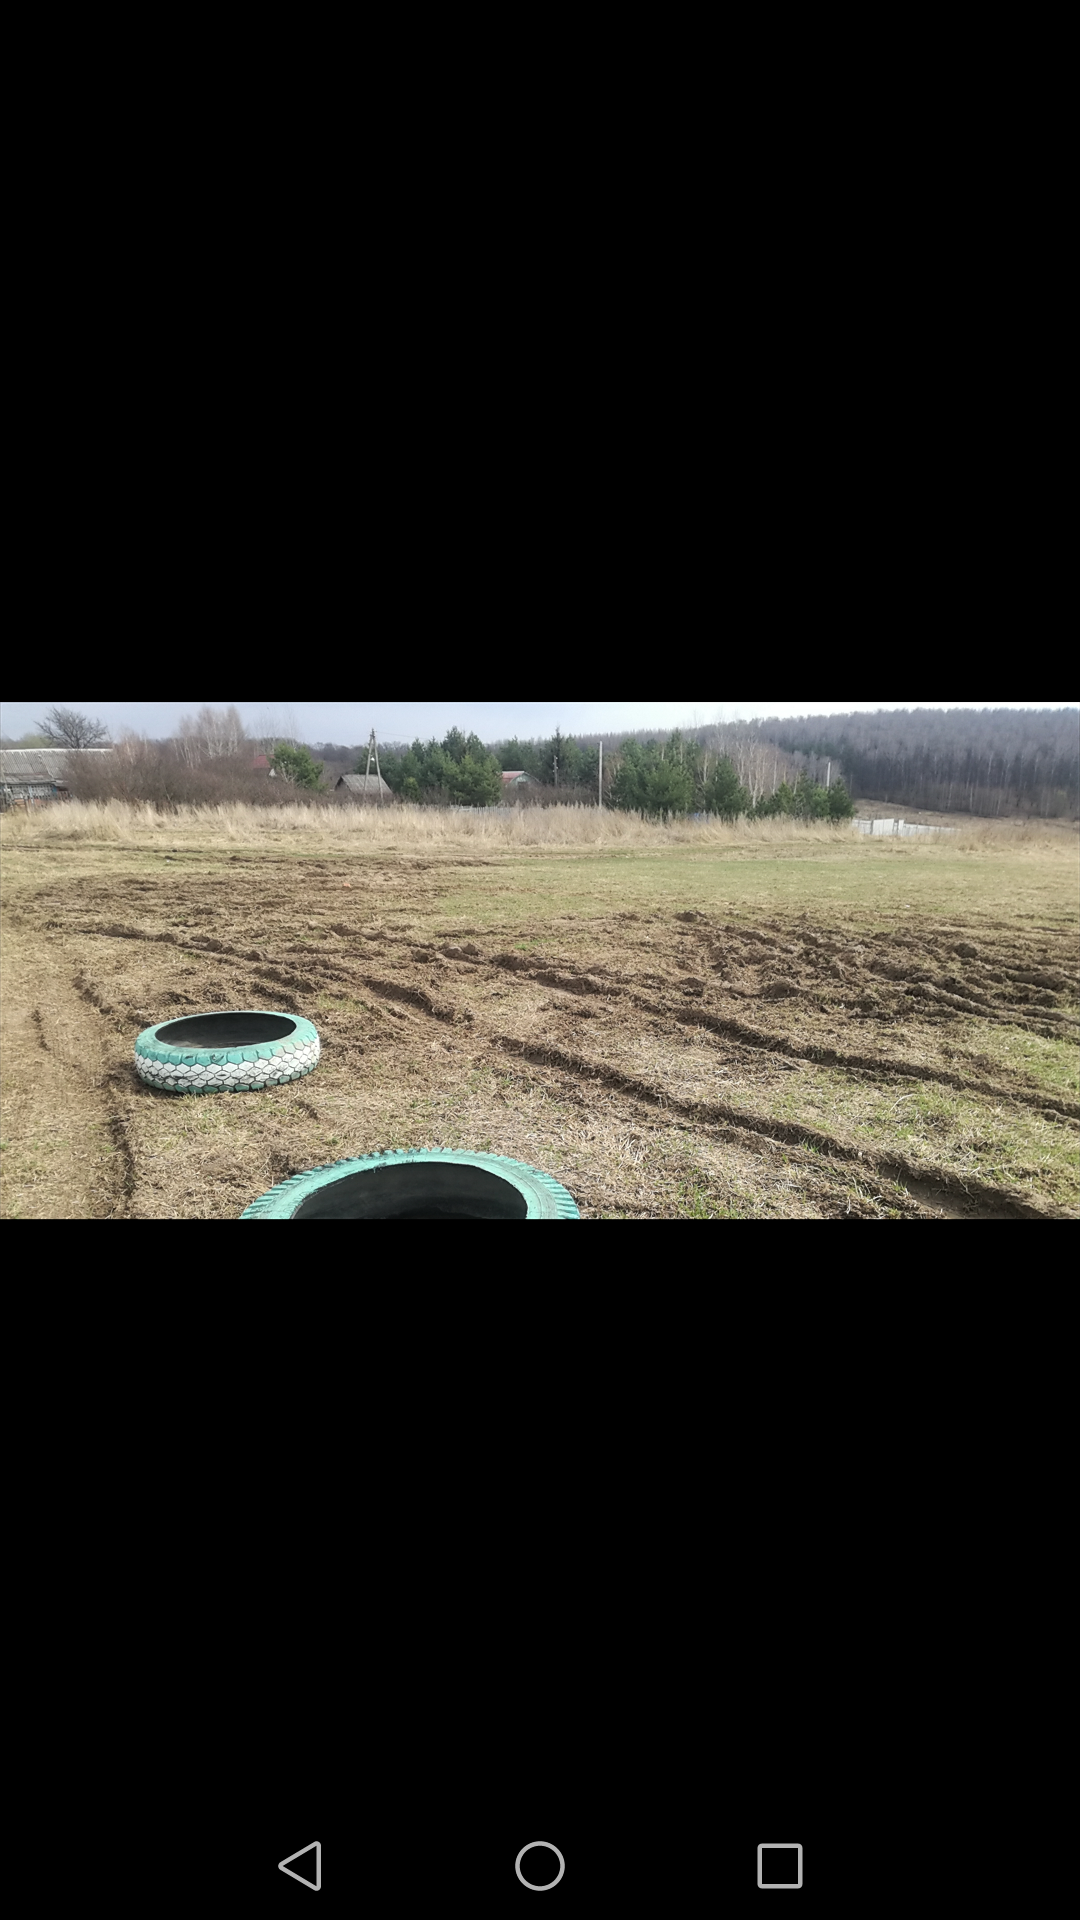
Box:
[240,1150,580,1219]
[134,1009,320,1094]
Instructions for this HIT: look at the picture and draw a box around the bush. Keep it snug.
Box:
[701,757,749,821]
[609,738,702,820]
[271,744,324,790]
[827,778,855,820]
[62,736,323,811]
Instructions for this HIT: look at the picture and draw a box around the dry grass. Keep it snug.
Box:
[0,935,120,1217]
[2,796,1074,855]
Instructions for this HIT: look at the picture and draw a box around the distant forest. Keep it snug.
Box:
[745,708,1079,818]
[316,708,1079,818]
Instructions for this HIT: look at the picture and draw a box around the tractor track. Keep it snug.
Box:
[55,915,1080,1121]
[490,1034,1065,1220]
[8,873,1075,1221]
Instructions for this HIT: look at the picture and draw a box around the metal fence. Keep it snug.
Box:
[0,785,64,811]
[852,818,958,837]
[367,804,960,834]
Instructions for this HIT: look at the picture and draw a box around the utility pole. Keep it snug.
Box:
[598,741,603,808]
[826,760,832,789]
[365,728,383,804]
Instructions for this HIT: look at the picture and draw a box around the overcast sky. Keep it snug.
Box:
[1,699,1076,746]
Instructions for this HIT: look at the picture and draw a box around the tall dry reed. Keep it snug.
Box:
[2,798,1072,856]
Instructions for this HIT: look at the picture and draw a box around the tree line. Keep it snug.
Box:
[5,709,855,820]
[15,704,1072,819]
[748,707,1080,819]
[373,729,504,806]
[370,725,853,820]
[603,731,852,820]
[487,710,1080,819]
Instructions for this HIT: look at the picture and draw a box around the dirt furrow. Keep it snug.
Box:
[491,1034,1062,1219]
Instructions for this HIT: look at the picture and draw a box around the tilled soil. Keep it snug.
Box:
[5,858,1078,1219]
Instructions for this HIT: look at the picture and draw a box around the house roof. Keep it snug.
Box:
[252,754,271,769]
[0,748,113,780]
[337,773,393,795]
[501,770,530,782]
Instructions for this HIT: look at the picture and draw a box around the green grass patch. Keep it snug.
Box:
[760,1067,1078,1207]
[313,992,376,1015]
[431,849,1080,930]
[674,1180,743,1219]
[946,1025,1079,1103]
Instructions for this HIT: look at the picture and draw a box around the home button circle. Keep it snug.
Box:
[515,1843,565,1890]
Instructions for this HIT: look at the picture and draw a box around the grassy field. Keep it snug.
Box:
[2,801,1077,1220]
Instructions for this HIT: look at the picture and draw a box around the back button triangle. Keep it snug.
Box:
[278,1841,321,1889]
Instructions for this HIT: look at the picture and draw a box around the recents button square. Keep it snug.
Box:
[759,1844,802,1888]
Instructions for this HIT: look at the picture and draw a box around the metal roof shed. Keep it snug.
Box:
[336,774,394,798]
